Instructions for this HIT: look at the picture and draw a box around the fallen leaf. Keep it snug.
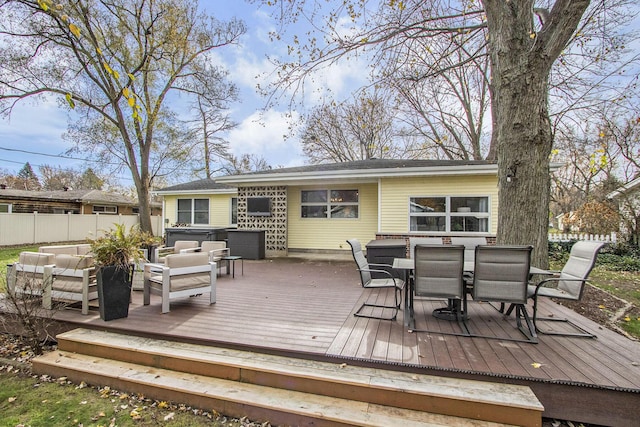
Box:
[8,396,17,403]
[531,362,543,368]
[164,412,175,421]
[339,363,347,368]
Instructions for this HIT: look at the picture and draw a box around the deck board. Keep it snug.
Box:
[22,256,640,425]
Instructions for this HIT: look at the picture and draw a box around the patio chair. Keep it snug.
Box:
[199,241,230,274]
[154,240,199,264]
[471,245,537,343]
[411,244,469,335]
[6,252,56,299]
[528,241,605,338]
[42,254,97,315]
[143,252,216,313]
[347,238,405,321]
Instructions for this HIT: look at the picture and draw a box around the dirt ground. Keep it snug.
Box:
[557,283,637,339]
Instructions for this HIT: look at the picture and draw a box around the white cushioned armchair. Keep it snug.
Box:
[143,252,216,313]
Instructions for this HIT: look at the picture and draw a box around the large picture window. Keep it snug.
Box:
[177,198,209,225]
[410,196,489,233]
[301,189,359,219]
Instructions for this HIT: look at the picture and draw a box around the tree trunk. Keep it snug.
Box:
[137,185,153,235]
[484,0,552,268]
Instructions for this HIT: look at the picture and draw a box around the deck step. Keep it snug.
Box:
[32,328,544,427]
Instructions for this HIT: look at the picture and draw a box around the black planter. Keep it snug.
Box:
[97,265,133,321]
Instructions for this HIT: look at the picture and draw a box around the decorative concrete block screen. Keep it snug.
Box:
[237,186,287,255]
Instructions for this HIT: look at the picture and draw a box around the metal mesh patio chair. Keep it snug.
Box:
[410,244,469,335]
[472,245,537,343]
[347,239,405,321]
[528,241,605,338]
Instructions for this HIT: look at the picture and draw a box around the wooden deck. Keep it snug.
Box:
[35,257,640,426]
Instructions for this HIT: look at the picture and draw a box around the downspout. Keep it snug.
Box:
[161,198,166,237]
[377,178,382,233]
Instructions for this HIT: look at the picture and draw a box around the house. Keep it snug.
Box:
[154,159,500,256]
[0,187,161,216]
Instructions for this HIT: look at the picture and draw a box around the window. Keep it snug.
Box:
[177,198,209,225]
[92,205,117,214]
[301,189,358,219]
[410,196,489,233]
[231,197,238,225]
[0,203,11,213]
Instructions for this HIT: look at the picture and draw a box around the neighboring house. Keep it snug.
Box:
[154,159,500,256]
[607,176,640,243]
[0,187,161,216]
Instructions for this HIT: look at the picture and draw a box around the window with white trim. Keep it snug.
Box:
[409,196,489,233]
[301,189,359,219]
[0,203,11,213]
[177,198,209,224]
[92,205,117,214]
[231,197,238,225]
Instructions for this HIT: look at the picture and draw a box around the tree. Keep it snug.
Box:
[300,90,410,163]
[39,165,77,190]
[388,30,493,161]
[255,0,638,267]
[222,154,272,175]
[78,168,105,190]
[188,77,238,179]
[0,0,245,233]
[15,162,41,190]
[39,165,106,190]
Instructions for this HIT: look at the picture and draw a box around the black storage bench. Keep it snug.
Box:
[227,230,266,260]
[365,239,406,279]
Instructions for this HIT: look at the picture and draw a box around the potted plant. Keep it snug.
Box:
[89,224,150,321]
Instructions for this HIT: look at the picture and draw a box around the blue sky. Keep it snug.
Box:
[0,0,369,185]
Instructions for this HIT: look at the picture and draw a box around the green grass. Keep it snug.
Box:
[0,371,243,427]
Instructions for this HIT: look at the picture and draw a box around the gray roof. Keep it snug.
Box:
[0,188,146,206]
[154,179,236,193]
[152,159,498,192]
[233,159,495,176]
[215,158,498,185]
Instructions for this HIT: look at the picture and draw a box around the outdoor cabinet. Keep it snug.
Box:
[227,230,266,260]
[366,239,406,279]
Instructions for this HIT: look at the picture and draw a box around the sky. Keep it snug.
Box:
[0,0,369,186]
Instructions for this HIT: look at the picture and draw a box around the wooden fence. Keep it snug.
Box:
[0,213,162,246]
[548,232,617,243]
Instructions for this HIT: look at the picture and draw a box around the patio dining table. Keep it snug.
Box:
[392,257,552,328]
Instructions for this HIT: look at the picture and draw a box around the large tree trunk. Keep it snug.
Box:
[137,183,153,235]
[483,0,590,268]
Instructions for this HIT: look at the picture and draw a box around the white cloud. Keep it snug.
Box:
[227,109,303,167]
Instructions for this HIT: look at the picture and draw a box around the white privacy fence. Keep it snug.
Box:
[0,213,162,246]
[548,232,617,243]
